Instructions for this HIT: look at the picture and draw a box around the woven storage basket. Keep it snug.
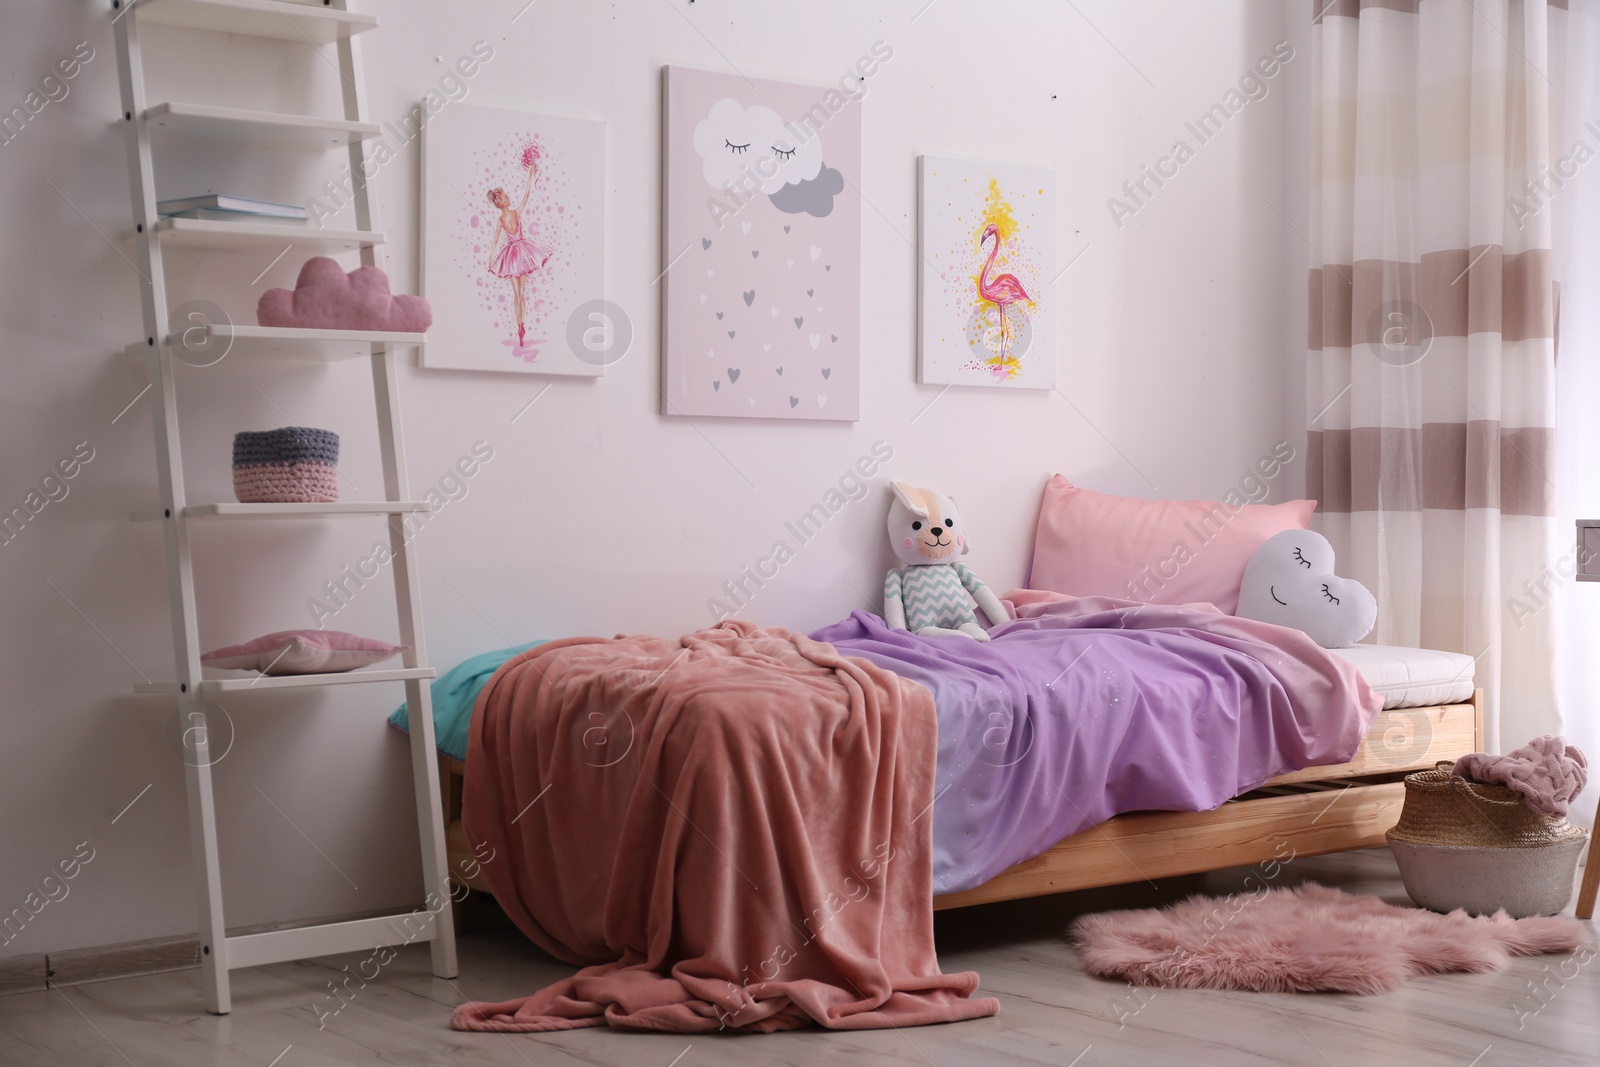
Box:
[232,427,340,504]
[1386,762,1587,918]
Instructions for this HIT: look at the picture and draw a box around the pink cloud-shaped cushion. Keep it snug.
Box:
[257,256,432,333]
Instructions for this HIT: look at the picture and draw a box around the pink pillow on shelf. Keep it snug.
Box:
[201,630,406,675]
[1027,475,1316,614]
[256,256,432,333]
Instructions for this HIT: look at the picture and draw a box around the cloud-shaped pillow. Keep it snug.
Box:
[1235,529,1376,648]
[257,256,432,333]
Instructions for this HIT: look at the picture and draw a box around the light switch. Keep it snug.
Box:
[1578,520,1600,581]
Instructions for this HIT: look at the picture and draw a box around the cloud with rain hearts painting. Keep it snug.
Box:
[663,66,861,422]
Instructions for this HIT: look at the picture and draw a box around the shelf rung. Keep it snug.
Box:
[226,911,438,970]
[146,102,380,148]
[134,0,379,44]
[131,501,434,521]
[134,667,436,696]
[159,324,425,362]
[143,217,384,253]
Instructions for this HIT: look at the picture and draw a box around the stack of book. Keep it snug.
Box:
[157,194,308,225]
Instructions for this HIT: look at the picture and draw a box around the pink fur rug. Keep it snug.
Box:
[1070,883,1593,994]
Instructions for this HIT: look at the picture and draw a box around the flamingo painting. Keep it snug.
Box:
[917,157,1055,389]
[976,221,1032,359]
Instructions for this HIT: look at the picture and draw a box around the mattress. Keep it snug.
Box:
[395,639,1482,764]
[1329,644,1476,709]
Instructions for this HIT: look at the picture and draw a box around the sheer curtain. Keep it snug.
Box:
[1306,0,1563,755]
[1554,0,1600,829]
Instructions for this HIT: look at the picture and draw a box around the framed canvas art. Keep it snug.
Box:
[421,102,605,375]
[661,66,862,421]
[918,155,1055,389]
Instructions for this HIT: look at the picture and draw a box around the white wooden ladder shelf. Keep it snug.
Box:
[113,0,458,1014]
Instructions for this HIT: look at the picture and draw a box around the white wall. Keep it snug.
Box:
[0,0,1299,956]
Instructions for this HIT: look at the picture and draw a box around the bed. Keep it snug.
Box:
[414,604,1481,914]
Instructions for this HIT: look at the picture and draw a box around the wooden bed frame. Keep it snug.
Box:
[438,690,1484,911]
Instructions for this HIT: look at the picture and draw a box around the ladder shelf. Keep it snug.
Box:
[114,0,457,1015]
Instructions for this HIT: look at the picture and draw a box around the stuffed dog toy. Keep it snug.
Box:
[883,481,1009,641]
[1234,529,1377,648]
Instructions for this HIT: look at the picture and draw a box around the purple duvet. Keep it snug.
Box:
[811,593,1380,894]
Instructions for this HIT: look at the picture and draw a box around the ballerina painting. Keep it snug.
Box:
[421,102,605,376]
[918,155,1056,389]
[486,143,555,349]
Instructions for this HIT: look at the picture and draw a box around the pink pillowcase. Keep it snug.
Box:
[201,630,406,675]
[1027,475,1316,614]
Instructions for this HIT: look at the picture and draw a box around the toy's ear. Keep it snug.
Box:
[890,481,930,518]
[947,494,971,555]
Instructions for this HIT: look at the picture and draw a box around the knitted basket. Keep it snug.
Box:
[1386,762,1588,917]
[1388,763,1586,848]
[232,427,340,504]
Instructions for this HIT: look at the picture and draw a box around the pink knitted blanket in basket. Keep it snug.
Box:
[1454,736,1588,818]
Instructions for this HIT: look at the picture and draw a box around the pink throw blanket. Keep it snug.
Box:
[450,621,1000,1033]
[1455,736,1589,818]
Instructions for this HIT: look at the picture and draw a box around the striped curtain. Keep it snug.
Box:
[1554,0,1600,826]
[1307,0,1564,752]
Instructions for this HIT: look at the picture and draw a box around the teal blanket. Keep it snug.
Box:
[388,641,544,760]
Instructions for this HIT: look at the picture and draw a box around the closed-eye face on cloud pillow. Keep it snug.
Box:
[256,256,432,333]
[1235,530,1377,648]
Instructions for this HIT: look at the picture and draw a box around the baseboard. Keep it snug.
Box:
[48,936,198,987]
[0,953,47,996]
[1,904,433,995]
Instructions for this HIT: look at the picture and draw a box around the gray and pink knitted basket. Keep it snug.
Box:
[232,427,340,504]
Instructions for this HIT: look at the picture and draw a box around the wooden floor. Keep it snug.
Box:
[1,849,1594,1067]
